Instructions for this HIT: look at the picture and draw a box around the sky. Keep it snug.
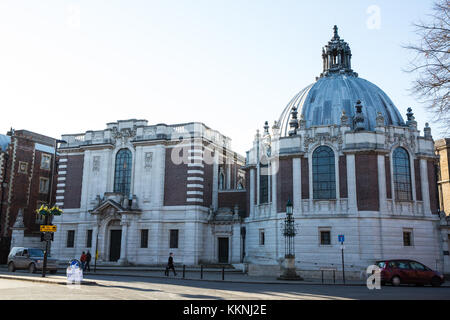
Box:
[0,0,441,154]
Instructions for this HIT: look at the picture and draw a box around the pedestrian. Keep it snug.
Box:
[80,251,87,271]
[84,250,91,272]
[164,252,177,276]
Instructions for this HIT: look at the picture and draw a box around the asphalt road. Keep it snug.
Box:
[0,274,449,300]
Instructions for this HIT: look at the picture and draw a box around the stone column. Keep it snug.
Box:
[420,159,431,215]
[271,161,277,216]
[249,168,255,217]
[378,155,387,212]
[212,150,219,211]
[92,225,99,262]
[119,220,129,265]
[292,158,301,215]
[346,154,357,212]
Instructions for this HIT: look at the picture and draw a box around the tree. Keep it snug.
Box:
[405,0,450,131]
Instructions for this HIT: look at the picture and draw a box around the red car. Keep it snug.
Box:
[376,259,445,287]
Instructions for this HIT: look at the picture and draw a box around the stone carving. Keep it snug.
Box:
[92,156,101,172]
[111,126,137,140]
[303,132,343,152]
[385,132,416,152]
[144,152,153,169]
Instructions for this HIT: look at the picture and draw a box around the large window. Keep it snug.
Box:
[114,149,132,195]
[393,147,412,201]
[313,146,336,200]
[141,229,149,248]
[259,165,269,204]
[67,230,75,248]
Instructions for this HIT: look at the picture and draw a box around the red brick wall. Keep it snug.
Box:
[63,154,84,209]
[339,156,348,198]
[277,158,293,213]
[301,158,309,199]
[164,148,188,206]
[414,159,422,201]
[218,191,246,214]
[427,160,439,214]
[355,153,379,211]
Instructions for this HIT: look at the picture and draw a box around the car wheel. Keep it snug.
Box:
[431,277,442,287]
[8,262,16,272]
[391,276,401,287]
[28,263,36,274]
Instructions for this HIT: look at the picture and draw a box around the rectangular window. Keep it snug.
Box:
[259,229,265,246]
[86,230,93,248]
[67,230,75,248]
[170,229,178,249]
[259,166,269,204]
[39,177,49,194]
[141,229,149,248]
[18,161,28,174]
[403,230,413,247]
[320,230,331,245]
[41,154,51,170]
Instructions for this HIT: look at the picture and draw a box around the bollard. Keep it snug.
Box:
[333,270,336,284]
[222,267,225,281]
[321,270,324,284]
[200,265,203,279]
[183,265,185,279]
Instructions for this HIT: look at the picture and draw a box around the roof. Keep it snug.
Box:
[278,74,406,137]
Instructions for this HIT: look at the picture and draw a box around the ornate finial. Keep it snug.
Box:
[406,107,417,128]
[264,121,269,135]
[333,25,339,39]
[289,107,299,136]
[353,100,365,131]
[424,123,432,139]
[376,112,385,127]
[406,107,414,121]
[340,110,349,126]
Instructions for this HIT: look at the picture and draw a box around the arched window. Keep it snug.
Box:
[313,146,336,200]
[393,147,412,201]
[114,149,132,195]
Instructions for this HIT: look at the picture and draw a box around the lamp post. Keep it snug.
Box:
[41,139,66,277]
[278,199,303,280]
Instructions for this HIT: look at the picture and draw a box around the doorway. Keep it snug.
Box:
[109,230,122,262]
[218,237,229,264]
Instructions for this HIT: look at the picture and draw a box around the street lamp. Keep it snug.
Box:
[278,199,303,280]
[40,139,66,277]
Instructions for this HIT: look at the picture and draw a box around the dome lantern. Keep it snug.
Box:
[320,26,358,78]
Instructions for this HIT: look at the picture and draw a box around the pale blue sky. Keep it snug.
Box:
[0,0,439,154]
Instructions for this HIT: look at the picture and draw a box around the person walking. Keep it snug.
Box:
[164,252,177,276]
[84,250,92,272]
[80,251,87,271]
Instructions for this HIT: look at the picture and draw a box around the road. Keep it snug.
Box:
[0,274,449,300]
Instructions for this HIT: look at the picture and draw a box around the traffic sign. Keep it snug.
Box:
[40,225,57,232]
[338,234,345,243]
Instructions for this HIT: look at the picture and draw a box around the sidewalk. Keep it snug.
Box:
[0,266,448,287]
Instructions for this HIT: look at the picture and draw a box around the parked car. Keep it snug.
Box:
[7,247,58,274]
[375,259,444,287]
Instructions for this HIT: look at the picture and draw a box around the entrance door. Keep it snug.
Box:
[218,237,229,264]
[109,230,122,262]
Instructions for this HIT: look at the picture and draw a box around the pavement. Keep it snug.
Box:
[0,265,449,287]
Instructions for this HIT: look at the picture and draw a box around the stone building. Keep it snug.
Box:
[435,138,450,274]
[51,120,246,265]
[0,129,57,263]
[243,26,442,277]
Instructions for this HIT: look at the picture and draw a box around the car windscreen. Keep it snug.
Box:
[28,249,44,257]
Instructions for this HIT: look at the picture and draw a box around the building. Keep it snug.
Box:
[12,26,447,277]
[435,138,450,274]
[51,120,246,265]
[0,129,57,263]
[243,26,442,277]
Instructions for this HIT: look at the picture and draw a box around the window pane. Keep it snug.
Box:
[170,230,178,249]
[393,148,412,201]
[114,149,132,195]
[313,146,336,200]
[141,229,149,248]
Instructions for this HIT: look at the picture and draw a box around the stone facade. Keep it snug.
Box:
[50,120,246,266]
